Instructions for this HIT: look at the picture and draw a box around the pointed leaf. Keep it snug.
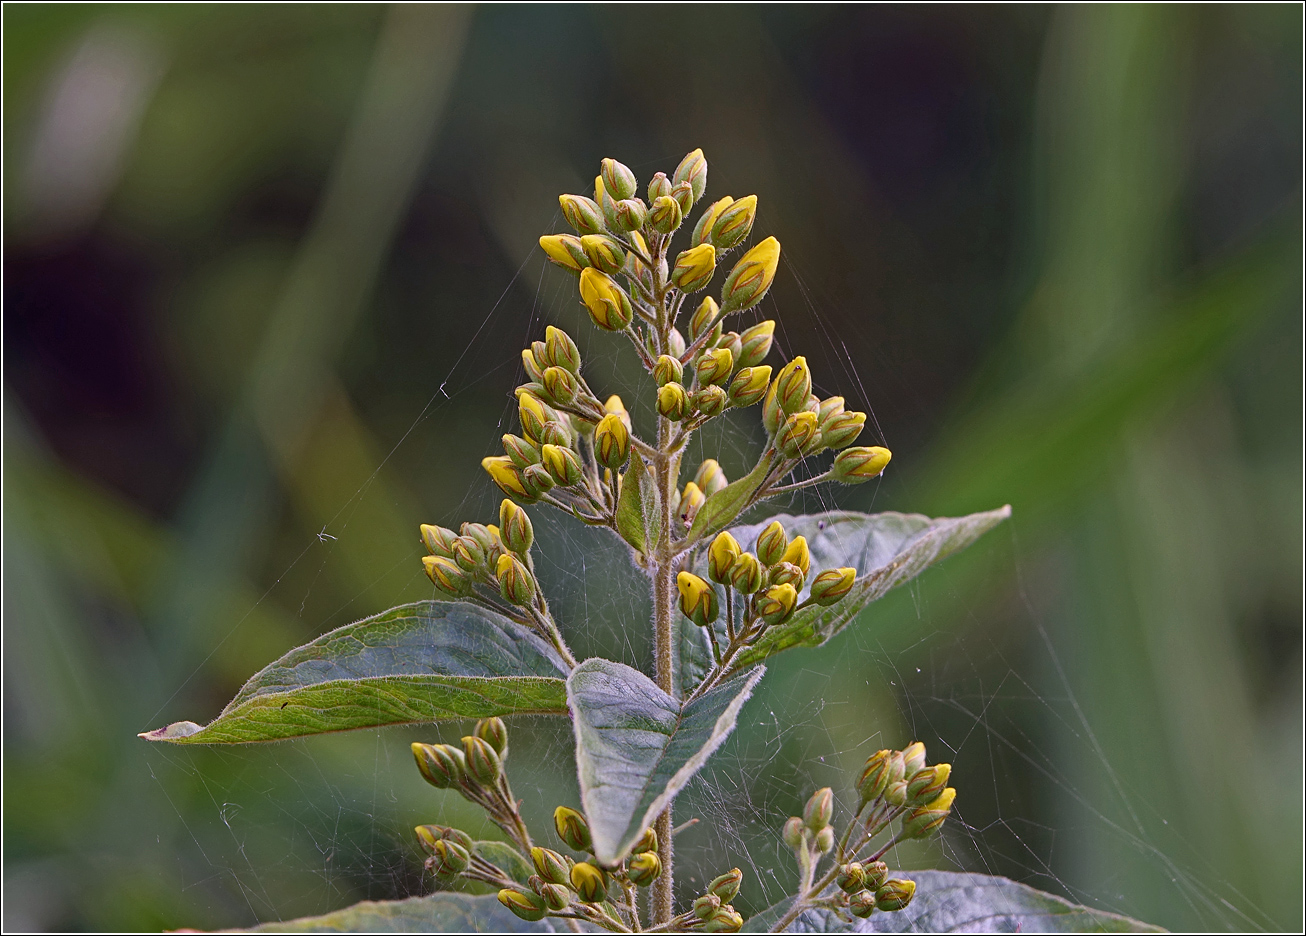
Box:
[688,450,775,542]
[615,451,659,552]
[679,507,1011,684]
[140,601,569,744]
[743,870,1163,932]
[568,658,763,866]
[240,891,566,932]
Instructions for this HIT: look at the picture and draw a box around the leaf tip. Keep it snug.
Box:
[139,721,203,742]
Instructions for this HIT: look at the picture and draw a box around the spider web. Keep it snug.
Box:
[138,216,1282,934]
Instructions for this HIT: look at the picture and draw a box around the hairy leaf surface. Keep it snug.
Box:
[241,891,565,932]
[569,658,763,866]
[679,507,1010,685]
[140,601,569,744]
[744,870,1163,932]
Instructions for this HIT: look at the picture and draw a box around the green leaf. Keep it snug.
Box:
[743,870,1164,932]
[139,601,569,744]
[688,449,776,542]
[568,658,764,866]
[678,507,1011,682]
[615,451,659,553]
[239,891,566,932]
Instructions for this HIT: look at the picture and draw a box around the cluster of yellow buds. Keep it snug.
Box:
[677,519,857,639]
[420,500,541,611]
[411,717,508,799]
[760,355,891,480]
[782,787,837,857]
[412,717,539,894]
[836,860,916,917]
[689,868,745,932]
[496,807,665,925]
[858,741,956,839]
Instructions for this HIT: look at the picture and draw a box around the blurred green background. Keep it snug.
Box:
[3,4,1301,932]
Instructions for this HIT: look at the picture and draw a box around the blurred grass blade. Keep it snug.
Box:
[139,600,569,743]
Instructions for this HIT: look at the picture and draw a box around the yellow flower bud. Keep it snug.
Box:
[875,878,917,912]
[541,365,578,406]
[906,763,952,806]
[530,846,571,886]
[727,365,771,407]
[902,787,956,839]
[461,733,503,787]
[757,583,798,626]
[810,567,856,606]
[559,193,605,235]
[594,413,630,469]
[521,347,544,382]
[580,233,626,276]
[692,195,734,248]
[821,410,866,449]
[707,867,743,902]
[554,805,592,852]
[689,295,723,342]
[858,749,892,804]
[677,571,719,627]
[496,553,536,606]
[903,741,927,776]
[696,347,734,386]
[694,458,728,495]
[604,394,632,431]
[412,741,465,788]
[601,157,637,201]
[450,535,485,572]
[708,531,741,584]
[779,535,810,575]
[539,233,588,272]
[774,356,812,416]
[648,171,672,201]
[541,443,582,487]
[673,147,708,203]
[849,889,877,918]
[649,194,683,234]
[543,325,581,373]
[518,391,551,441]
[699,392,735,429]
[803,787,833,832]
[738,320,775,368]
[679,481,706,524]
[499,499,533,554]
[711,194,757,249]
[420,523,458,558]
[728,552,764,594]
[768,561,804,590]
[498,887,547,922]
[657,382,691,421]
[654,354,684,387]
[634,826,658,854]
[627,851,662,887]
[671,243,717,293]
[776,410,820,458]
[720,236,780,313]
[578,267,633,331]
[832,446,892,483]
[423,555,470,597]
[756,520,788,566]
[570,861,609,903]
